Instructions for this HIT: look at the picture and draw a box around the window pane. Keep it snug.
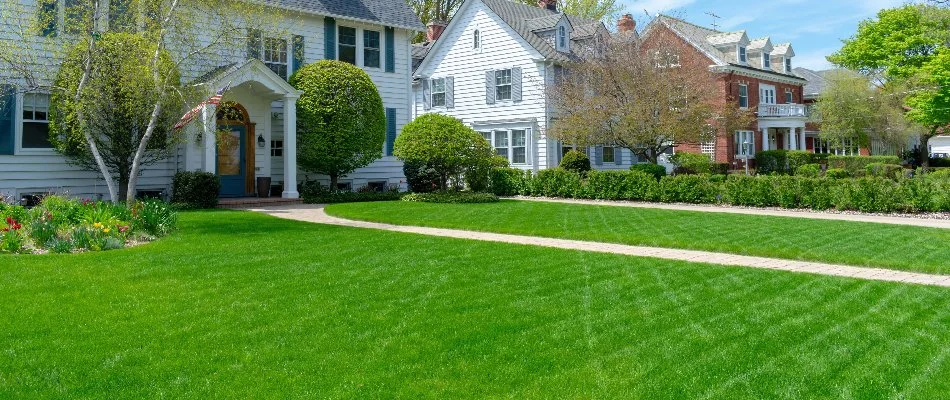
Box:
[603,147,614,162]
[494,131,508,147]
[512,147,526,164]
[432,93,445,107]
[339,45,356,64]
[339,27,356,45]
[479,131,491,142]
[22,122,52,148]
[496,85,511,101]
[496,69,511,85]
[364,31,380,48]
[511,130,525,146]
[432,78,445,92]
[364,49,380,68]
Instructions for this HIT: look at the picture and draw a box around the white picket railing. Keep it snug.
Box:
[758,103,807,118]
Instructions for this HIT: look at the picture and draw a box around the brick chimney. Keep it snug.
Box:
[537,0,557,12]
[426,20,447,42]
[617,14,636,33]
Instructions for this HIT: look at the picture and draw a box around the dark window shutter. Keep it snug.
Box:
[422,79,431,110]
[247,29,261,59]
[292,35,305,76]
[485,70,495,105]
[614,147,623,165]
[384,27,395,73]
[594,146,603,165]
[445,76,454,109]
[385,108,397,157]
[324,17,336,60]
[0,85,15,155]
[38,0,57,37]
[512,67,522,102]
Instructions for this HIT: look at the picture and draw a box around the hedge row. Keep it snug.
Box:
[402,191,499,203]
[490,168,950,213]
[828,155,901,175]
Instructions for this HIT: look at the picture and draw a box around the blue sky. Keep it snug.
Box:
[621,0,910,70]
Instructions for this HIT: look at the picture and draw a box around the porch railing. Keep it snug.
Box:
[758,103,807,118]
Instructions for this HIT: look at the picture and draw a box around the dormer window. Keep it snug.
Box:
[784,57,792,73]
[558,26,567,49]
[762,52,771,69]
[738,46,747,63]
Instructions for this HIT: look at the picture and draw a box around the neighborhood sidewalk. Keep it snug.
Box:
[513,197,950,229]
[250,204,950,288]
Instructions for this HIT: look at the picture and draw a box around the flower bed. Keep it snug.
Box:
[0,195,176,254]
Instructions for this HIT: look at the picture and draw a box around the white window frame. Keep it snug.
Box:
[261,36,289,79]
[815,137,859,156]
[738,46,747,63]
[785,90,794,104]
[784,57,792,73]
[558,26,567,49]
[734,130,755,158]
[762,52,771,69]
[19,92,53,152]
[362,29,381,69]
[480,127,530,165]
[738,84,749,108]
[473,28,481,51]
[759,84,776,105]
[431,77,446,108]
[337,25,357,65]
[495,68,512,102]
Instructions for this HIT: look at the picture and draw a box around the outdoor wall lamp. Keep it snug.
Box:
[257,134,266,148]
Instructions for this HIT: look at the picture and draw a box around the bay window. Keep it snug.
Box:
[480,128,530,165]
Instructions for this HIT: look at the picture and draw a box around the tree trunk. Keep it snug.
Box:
[118,172,130,202]
[73,23,119,203]
[126,102,164,203]
[329,174,339,191]
[920,130,934,171]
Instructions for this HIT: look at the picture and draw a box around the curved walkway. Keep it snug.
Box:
[249,204,950,288]
[514,197,950,229]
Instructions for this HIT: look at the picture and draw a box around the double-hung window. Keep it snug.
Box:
[738,46,747,63]
[431,78,446,108]
[763,52,771,69]
[363,30,381,68]
[738,84,748,108]
[338,26,357,65]
[602,146,616,163]
[495,69,512,101]
[785,91,793,104]
[511,130,526,164]
[493,130,509,158]
[785,57,792,73]
[734,130,755,157]
[482,129,529,165]
[22,93,52,149]
[262,37,288,79]
[558,26,566,48]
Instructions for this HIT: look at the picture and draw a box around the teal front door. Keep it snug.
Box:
[217,125,247,197]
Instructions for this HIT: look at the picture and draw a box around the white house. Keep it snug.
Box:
[0,0,423,201]
[411,0,636,172]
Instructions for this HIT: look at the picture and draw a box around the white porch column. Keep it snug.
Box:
[282,94,300,199]
[761,129,769,151]
[799,127,807,152]
[201,104,217,173]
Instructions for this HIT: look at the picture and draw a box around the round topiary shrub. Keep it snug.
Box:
[394,114,493,191]
[825,168,851,179]
[559,150,591,174]
[795,163,822,178]
[291,60,386,189]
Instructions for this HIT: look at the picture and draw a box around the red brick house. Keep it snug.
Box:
[640,15,811,168]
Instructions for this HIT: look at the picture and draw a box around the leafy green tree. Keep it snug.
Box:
[406,0,463,42]
[829,4,950,168]
[394,114,493,190]
[50,33,182,202]
[291,60,386,190]
[514,0,621,21]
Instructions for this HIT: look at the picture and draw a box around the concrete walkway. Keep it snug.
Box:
[514,197,950,229]
[250,204,950,288]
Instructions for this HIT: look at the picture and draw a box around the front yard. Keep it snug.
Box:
[2,210,950,397]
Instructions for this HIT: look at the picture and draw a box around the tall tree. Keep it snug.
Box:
[515,0,621,21]
[406,0,463,42]
[0,0,288,202]
[829,4,950,168]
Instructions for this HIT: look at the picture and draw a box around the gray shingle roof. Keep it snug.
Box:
[268,0,424,31]
[792,67,830,98]
[481,0,605,62]
[411,42,433,71]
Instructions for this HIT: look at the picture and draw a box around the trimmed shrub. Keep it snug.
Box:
[630,163,667,180]
[584,170,659,201]
[900,177,948,212]
[489,168,529,196]
[172,171,220,209]
[559,150,592,175]
[656,175,718,204]
[300,180,402,204]
[828,155,901,175]
[865,163,904,180]
[403,159,441,193]
[670,152,713,174]
[394,114,494,190]
[798,178,836,210]
[836,177,905,213]
[787,151,818,174]
[825,168,850,179]
[724,175,777,207]
[755,150,788,175]
[402,191,499,204]
[530,168,582,198]
[796,163,822,178]
[466,155,509,193]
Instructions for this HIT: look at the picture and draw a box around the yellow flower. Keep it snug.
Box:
[93,222,103,229]
[103,228,111,234]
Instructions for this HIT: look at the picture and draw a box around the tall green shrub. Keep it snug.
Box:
[656,175,719,203]
[584,170,658,201]
[670,152,713,174]
[394,114,494,191]
[559,150,592,175]
[490,168,529,196]
[172,172,221,209]
[828,155,901,175]
[630,163,667,180]
[531,168,582,198]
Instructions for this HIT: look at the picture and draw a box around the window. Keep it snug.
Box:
[784,57,792,73]
[654,50,680,68]
[363,30,380,68]
[478,131,491,142]
[738,46,747,63]
[785,91,793,104]
[270,139,283,157]
[495,69,512,101]
[557,26,566,49]
[493,130,508,158]
[22,93,51,149]
[738,84,748,108]
[734,130,755,157]
[473,29,480,50]
[760,84,776,104]
[338,26,357,65]
[431,78,446,108]
[700,141,715,157]
[603,146,615,163]
[511,129,526,164]
[814,137,859,156]
[262,37,288,79]
[763,52,771,69]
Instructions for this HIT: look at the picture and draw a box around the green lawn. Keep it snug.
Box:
[2,211,950,397]
[326,200,950,274]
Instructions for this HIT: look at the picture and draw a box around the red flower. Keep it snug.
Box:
[3,217,21,231]
[118,225,130,233]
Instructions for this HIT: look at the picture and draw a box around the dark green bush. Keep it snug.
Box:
[836,177,905,213]
[795,163,822,178]
[531,168,582,198]
[172,171,220,209]
[403,159,442,193]
[825,168,850,179]
[300,181,402,203]
[559,150,591,175]
[900,177,947,212]
[711,163,730,175]
[724,175,777,207]
[630,163,667,180]
[584,170,658,201]
[756,150,820,175]
[865,163,904,180]
[787,151,818,174]
[828,155,901,175]
[798,178,836,210]
[489,168,528,196]
[402,191,499,204]
[656,175,718,203]
[670,152,713,174]
[467,156,509,192]
[395,114,494,190]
